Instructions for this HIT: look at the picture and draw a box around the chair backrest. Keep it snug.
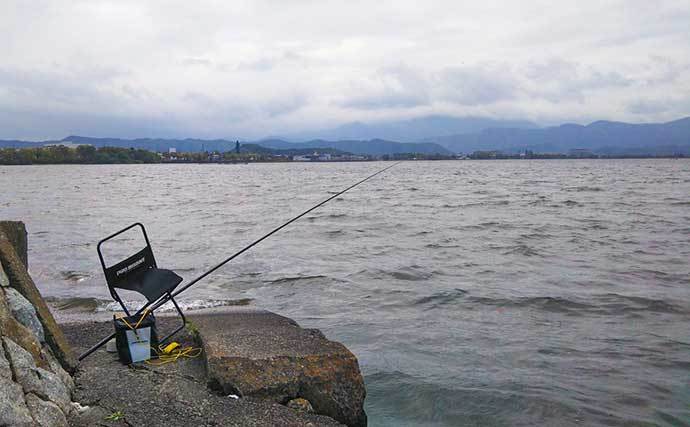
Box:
[97,223,158,296]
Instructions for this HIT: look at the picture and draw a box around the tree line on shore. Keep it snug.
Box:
[0,145,161,164]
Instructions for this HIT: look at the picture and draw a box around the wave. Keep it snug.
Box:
[501,244,542,257]
[465,294,688,316]
[266,275,328,285]
[388,268,433,281]
[47,296,253,313]
[595,294,688,314]
[425,243,462,249]
[467,295,592,314]
[45,296,106,311]
[414,289,468,308]
[564,186,604,192]
[60,270,90,283]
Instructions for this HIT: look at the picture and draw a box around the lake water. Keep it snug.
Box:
[1,160,689,426]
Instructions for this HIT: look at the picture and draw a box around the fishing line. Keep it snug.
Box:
[79,161,400,360]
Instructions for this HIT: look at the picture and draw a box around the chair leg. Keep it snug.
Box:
[159,295,186,344]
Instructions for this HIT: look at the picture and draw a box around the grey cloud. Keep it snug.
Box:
[643,56,690,85]
[438,65,517,105]
[341,63,519,110]
[236,52,306,72]
[524,60,633,103]
[0,107,185,140]
[237,58,276,72]
[183,90,307,121]
[262,93,309,117]
[627,99,672,115]
[340,65,430,110]
[0,65,128,109]
[341,92,429,110]
[579,69,632,90]
[182,92,252,122]
[526,59,579,81]
[627,96,690,115]
[182,57,214,67]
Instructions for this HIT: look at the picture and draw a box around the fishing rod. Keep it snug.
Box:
[79,162,400,360]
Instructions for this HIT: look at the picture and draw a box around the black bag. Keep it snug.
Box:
[113,312,159,364]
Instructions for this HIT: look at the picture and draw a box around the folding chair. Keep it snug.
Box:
[97,222,186,345]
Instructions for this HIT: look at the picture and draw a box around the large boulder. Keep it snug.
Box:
[3,337,72,415]
[25,393,68,427]
[0,229,77,373]
[0,376,34,426]
[0,221,28,268]
[41,347,75,393]
[4,287,46,343]
[0,286,45,367]
[192,310,367,427]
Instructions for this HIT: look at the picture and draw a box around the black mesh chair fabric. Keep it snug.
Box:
[115,268,183,302]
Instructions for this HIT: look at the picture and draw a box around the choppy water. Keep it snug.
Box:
[1,160,689,426]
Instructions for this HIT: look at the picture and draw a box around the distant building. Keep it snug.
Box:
[471,150,501,159]
[569,148,595,158]
[169,147,177,154]
[292,155,311,161]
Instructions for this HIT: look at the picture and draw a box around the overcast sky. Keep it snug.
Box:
[2,0,689,140]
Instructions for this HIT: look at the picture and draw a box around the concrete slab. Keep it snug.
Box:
[192,309,366,427]
[62,316,344,427]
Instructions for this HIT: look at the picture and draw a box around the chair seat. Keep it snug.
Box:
[116,268,183,302]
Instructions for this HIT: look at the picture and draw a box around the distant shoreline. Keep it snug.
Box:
[1,156,687,166]
[0,155,690,166]
[1,142,687,165]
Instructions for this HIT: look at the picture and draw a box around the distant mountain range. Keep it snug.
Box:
[1,116,689,156]
[0,135,451,156]
[426,117,690,155]
[255,138,450,155]
[282,115,537,142]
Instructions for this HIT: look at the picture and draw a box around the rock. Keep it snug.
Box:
[25,393,68,427]
[288,398,315,413]
[0,221,28,268]
[4,287,46,343]
[0,377,34,426]
[0,288,45,367]
[41,347,75,392]
[0,334,12,380]
[194,310,366,427]
[0,231,77,373]
[0,261,9,287]
[3,337,72,414]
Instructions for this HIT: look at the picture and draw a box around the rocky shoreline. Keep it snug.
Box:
[0,221,367,426]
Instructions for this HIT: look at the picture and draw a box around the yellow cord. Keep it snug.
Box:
[120,308,151,337]
[146,342,202,366]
